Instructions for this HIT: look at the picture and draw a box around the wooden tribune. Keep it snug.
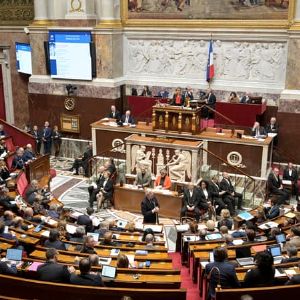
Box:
[152,105,202,134]
[25,154,50,183]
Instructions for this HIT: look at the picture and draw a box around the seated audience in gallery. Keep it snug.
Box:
[0,139,8,159]
[140,85,152,97]
[69,143,93,176]
[70,257,104,287]
[171,87,185,106]
[121,110,135,125]
[0,124,6,137]
[37,248,74,283]
[251,121,266,137]
[244,251,275,288]
[283,162,299,201]
[267,167,290,205]
[264,197,280,219]
[240,92,251,103]
[44,229,66,251]
[154,168,172,190]
[11,147,25,170]
[134,166,152,188]
[205,247,240,299]
[107,105,121,120]
[265,117,279,145]
[180,183,201,222]
[228,91,239,103]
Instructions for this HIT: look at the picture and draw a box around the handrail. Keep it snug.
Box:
[201,104,235,125]
[273,145,298,164]
[200,145,255,181]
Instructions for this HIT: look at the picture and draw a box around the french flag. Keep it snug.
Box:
[206,40,215,82]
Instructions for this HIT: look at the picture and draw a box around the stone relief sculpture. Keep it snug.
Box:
[126,39,287,85]
[131,145,152,172]
[166,149,191,181]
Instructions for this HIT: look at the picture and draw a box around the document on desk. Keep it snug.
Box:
[66,224,77,234]
[258,221,279,230]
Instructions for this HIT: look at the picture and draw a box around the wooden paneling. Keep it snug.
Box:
[28,94,120,139]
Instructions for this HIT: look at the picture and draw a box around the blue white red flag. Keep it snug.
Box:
[206,40,215,82]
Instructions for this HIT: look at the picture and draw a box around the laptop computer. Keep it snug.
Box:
[236,246,255,266]
[275,233,286,244]
[268,244,283,264]
[101,265,116,279]
[5,249,23,265]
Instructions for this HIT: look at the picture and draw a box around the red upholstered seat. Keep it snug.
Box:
[4,137,16,152]
[17,172,28,198]
[6,154,14,170]
[49,168,56,179]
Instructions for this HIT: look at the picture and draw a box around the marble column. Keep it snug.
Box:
[34,0,48,20]
[96,0,122,28]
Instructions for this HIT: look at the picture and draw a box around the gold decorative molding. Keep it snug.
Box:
[121,0,296,29]
[0,0,34,26]
[96,19,123,29]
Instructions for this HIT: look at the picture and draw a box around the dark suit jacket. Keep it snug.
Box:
[141,196,159,223]
[206,93,216,107]
[182,188,200,207]
[12,155,25,170]
[244,267,275,287]
[208,181,223,200]
[220,178,235,195]
[251,126,266,137]
[31,129,42,143]
[44,239,66,251]
[43,127,52,141]
[240,95,250,103]
[70,273,104,286]
[121,115,135,125]
[265,123,279,134]
[283,167,298,182]
[37,261,70,283]
[265,205,280,219]
[101,179,114,198]
[267,173,282,194]
[0,261,17,275]
[25,185,38,205]
[285,274,300,285]
[77,215,93,233]
[205,261,240,298]
[107,110,121,120]
[23,150,35,162]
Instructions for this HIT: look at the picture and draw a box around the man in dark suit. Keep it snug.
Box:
[42,121,52,155]
[70,144,93,176]
[70,257,104,286]
[268,167,289,205]
[183,87,194,100]
[107,105,121,120]
[134,166,152,188]
[180,183,201,222]
[220,172,243,213]
[88,166,105,208]
[205,247,240,299]
[265,117,279,146]
[37,248,73,283]
[204,88,216,119]
[171,87,185,106]
[264,197,280,219]
[44,229,66,251]
[77,207,94,233]
[141,189,159,224]
[23,144,35,163]
[0,261,17,275]
[240,92,251,103]
[283,162,299,201]
[209,175,234,216]
[121,110,135,125]
[31,125,42,155]
[12,147,25,170]
[251,121,266,137]
[96,171,114,212]
[0,188,18,212]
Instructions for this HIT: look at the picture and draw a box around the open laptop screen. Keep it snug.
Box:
[268,244,281,257]
[6,249,22,261]
[101,265,116,278]
[275,234,286,244]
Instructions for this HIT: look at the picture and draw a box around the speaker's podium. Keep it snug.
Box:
[152,104,202,135]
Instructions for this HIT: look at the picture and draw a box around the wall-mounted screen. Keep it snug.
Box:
[48,31,92,80]
[15,42,32,75]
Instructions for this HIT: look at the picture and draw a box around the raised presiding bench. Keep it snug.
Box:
[114,184,182,219]
[0,274,187,300]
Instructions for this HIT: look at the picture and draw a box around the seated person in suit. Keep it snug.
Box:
[88,166,105,208]
[44,229,66,251]
[70,257,104,286]
[141,189,160,224]
[244,251,275,287]
[264,197,280,219]
[0,261,17,275]
[100,231,119,247]
[0,124,6,137]
[286,225,300,248]
[23,207,42,223]
[154,168,172,190]
[267,167,289,205]
[107,105,121,120]
[140,85,152,97]
[23,144,35,163]
[117,254,129,268]
[240,92,251,103]
[285,273,300,285]
[69,143,93,177]
[0,220,18,241]
[0,210,14,226]
[283,162,299,201]
[121,110,135,125]
[282,243,300,263]
[12,147,25,170]
[217,209,233,230]
[70,226,85,243]
[0,188,18,212]
[25,180,50,207]
[180,183,201,222]
[251,121,266,137]
[205,247,240,299]
[198,180,213,216]
[0,140,8,159]
[134,166,152,188]
[228,91,239,103]
[220,172,243,213]
[77,207,94,233]
[37,248,74,283]
[81,235,97,254]
[171,87,185,106]
[96,171,114,211]
[265,117,279,146]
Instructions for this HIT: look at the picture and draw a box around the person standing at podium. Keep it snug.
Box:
[171,87,185,106]
[141,189,160,224]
